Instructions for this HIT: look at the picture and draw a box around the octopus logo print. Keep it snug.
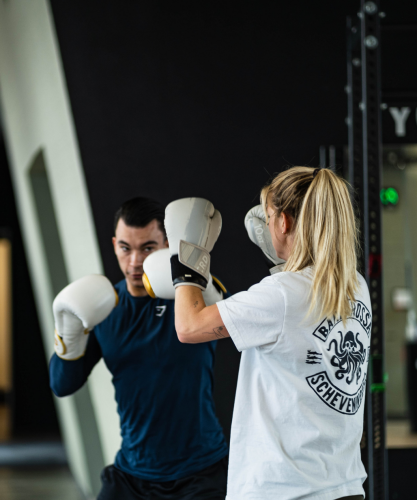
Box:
[328,331,366,385]
[305,300,371,415]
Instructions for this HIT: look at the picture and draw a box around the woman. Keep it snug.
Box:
[170,167,369,500]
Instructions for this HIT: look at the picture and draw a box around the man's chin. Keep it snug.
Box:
[127,277,144,289]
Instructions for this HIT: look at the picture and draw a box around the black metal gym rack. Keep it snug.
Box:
[346,1,387,499]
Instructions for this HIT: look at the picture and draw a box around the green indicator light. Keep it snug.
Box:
[386,187,398,205]
[380,187,399,206]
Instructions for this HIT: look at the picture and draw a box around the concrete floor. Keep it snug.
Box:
[0,467,85,500]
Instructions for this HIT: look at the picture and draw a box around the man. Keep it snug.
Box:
[49,197,228,500]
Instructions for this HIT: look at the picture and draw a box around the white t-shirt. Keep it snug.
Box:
[217,268,371,500]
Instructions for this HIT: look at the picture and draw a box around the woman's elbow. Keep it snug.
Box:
[177,333,187,343]
[176,327,192,343]
[176,322,197,344]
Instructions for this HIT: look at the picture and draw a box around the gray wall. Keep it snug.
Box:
[382,146,417,417]
[382,158,407,416]
[0,1,120,497]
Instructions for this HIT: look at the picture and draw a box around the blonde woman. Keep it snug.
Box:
[163,167,370,500]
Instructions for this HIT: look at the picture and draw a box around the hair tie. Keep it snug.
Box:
[313,168,320,179]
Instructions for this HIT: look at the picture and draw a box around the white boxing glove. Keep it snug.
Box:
[143,249,226,305]
[244,205,286,274]
[165,198,222,290]
[53,275,118,360]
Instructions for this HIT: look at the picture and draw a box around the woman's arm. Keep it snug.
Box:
[175,286,230,343]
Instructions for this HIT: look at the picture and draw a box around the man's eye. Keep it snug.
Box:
[144,247,155,253]
[121,246,129,252]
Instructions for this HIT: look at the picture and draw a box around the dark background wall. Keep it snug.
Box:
[49,0,361,291]
[48,0,417,289]
[47,0,417,443]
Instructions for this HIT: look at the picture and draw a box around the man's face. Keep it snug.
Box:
[112,218,168,296]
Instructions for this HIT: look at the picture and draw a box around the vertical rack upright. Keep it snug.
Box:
[346,1,387,499]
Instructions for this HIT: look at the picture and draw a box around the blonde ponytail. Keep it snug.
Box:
[261,166,360,324]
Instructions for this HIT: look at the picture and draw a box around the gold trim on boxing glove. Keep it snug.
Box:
[54,330,66,355]
[114,288,119,307]
[54,330,87,360]
[212,275,227,294]
[142,273,156,298]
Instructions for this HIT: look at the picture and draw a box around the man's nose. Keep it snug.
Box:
[129,251,144,266]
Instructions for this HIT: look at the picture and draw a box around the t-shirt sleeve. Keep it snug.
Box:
[216,277,285,351]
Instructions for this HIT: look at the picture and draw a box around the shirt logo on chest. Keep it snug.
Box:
[155,305,167,317]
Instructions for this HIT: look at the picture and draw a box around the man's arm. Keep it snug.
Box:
[49,330,102,397]
[175,286,230,344]
[50,274,117,396]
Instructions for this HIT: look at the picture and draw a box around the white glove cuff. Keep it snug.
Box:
[173,282,206,291]
[54,329,89,361]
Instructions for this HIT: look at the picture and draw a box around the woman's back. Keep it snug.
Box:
[220,268,371,500]
[172,166,370,500]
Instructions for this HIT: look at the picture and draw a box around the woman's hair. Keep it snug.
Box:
[261,166,360,323]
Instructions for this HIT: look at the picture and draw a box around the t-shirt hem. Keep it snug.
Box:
[225,481,365,500]
[114,447,228,482]
[217,301,246,351]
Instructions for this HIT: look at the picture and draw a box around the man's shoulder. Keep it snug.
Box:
[114,279,127,293]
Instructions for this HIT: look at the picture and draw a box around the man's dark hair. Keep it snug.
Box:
[114,197,166,236]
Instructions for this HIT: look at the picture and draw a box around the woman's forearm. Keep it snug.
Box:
[175,286,230,343]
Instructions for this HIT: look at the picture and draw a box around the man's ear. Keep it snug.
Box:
[112,236,117,253]
[164,238,169,248]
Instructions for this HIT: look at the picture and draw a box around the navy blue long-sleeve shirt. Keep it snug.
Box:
[49,279,228,481]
